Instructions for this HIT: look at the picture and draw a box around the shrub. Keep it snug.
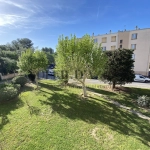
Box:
[0,86,18,102]
[12,76,27,87]
[13,84,21,91]
[137,95,150,107]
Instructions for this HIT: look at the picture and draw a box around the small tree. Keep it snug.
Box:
[101,49,135,89]
[17,49,48,87]
[56,34,107,97]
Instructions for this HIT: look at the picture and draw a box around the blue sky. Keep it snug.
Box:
[0,0,150,51]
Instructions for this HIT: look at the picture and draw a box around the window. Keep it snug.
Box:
[94,38,98,43]
[132,54,135,59]
[111,46,116,50]
[111,36,116,42]
[102,46,106,51]
[120,45,122,48]
[131,33,137,40]
[120,40,123,43]
[139,75,144,78]
[131,44,136,49]
[102,37,107,43]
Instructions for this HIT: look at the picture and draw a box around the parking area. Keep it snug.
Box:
[38,71,55,80]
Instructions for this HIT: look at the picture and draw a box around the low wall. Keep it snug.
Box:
[0,73,18,80]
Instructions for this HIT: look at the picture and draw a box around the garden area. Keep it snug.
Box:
[0,79,150,150]
[1,34,150,150]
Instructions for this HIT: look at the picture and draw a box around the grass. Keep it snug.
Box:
[0,80,150,150]
[86,84,150,117]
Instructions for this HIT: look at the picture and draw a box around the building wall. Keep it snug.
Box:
[118,31,130,49]
[93,28,150,76]
[93,33,118,50]
[129,29,150,75]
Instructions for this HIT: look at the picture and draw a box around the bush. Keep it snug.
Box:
[0,85,18,102]
[137,95,150,107]
[12,76,27,87]
[13,84,21,91]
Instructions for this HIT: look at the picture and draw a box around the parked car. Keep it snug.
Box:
[134,74,150,83]
[48,69,54,76]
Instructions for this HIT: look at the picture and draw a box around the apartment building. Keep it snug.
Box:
[93,28,150,76]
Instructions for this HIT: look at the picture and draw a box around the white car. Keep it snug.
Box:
[134,74,150,83]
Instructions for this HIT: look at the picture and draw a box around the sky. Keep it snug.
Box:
[0,0,150,51]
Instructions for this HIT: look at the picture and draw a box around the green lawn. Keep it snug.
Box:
[0,80,150,150]
[87,84,150,117]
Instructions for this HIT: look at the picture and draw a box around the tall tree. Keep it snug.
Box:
[42,47,54,54]
[101,49,135,89]
[17,49,48,87]
[17,38,33,49]
[56,34,107,97]
[0,57,17,74]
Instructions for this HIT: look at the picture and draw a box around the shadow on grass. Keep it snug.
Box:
[21,84,35,92]
[39,82,62,92]
[87,86,117,96]
[0,97,24,131]
[130,87,150,97]
[39,87,150,147]
[27,105,41,116]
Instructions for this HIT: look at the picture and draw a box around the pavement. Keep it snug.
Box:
[1,72,150,89]
[69,79,150,89]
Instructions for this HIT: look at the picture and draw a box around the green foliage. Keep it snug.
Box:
[45,52,55,64]
[12,76,27,87]
[0,50,18,59]
[0,38,34,74]
[56,34,107,96]
[17,49,48,87]
[0,57,17,74]
[17,49,48,74]
[0,84,19,101]
[17,38,33,49]
[41,47,54,54]
[56,34,107,78]
[101,49,135,88]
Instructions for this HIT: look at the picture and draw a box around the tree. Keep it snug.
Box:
[42,47,54,54]
[17,49,48,87]
[17,38,33,49]
[56,34,107,97]
[45,52,55,64]
[101,49,135,89]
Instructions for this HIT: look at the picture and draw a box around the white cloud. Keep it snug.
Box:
[0,14,28,26]
[0,0,26,10]
[0,0,78,30]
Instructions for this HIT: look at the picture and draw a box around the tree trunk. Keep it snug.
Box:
[81,75,87,97]
[82,82,87,97]
[112,81,116,90]
[35,74,38,88]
